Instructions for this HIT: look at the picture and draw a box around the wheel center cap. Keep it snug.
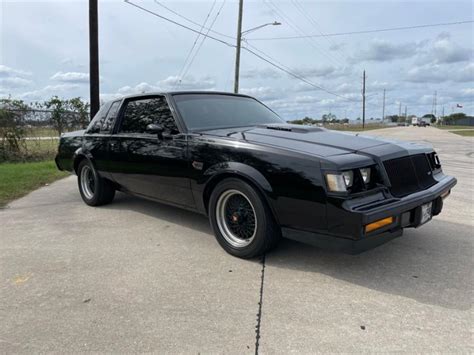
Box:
[231,213,239,223]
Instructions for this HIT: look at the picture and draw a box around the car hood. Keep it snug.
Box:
[201,124,430,159]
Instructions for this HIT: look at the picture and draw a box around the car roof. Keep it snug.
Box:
[118,91,253,100]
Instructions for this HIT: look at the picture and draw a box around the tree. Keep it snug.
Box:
[0,98,29,161]
[443,112,467,125]
[41,96,90,135]
[68,97,90,128]
[43,96,68,135]
[386,115,400,123]
[322,113,337,122]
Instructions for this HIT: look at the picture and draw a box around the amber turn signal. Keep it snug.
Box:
[365,217,394,233]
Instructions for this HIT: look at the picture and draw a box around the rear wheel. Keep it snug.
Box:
[209,178,280,258]
[77,159,115,206]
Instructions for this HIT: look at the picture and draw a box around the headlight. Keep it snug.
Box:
[326,170,353,192]
[359,167,371,183]
[342,171,353,187]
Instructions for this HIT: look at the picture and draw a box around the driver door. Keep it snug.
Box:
[107,95,195,208]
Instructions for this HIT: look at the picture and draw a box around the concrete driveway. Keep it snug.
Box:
[1,127,472,353]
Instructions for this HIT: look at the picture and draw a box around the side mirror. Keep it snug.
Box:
[146,123,164,139]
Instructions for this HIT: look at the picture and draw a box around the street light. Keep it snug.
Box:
[233,0,281,93]
[241,21,281,36]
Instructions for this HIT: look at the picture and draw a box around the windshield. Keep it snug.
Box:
[172,94,284,131]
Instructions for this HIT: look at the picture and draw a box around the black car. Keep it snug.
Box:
[56,92,456,258]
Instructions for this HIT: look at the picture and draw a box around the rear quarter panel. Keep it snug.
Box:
[56,130,85,172]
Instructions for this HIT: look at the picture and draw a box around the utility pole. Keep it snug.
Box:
[399,102,402,118]
[362,70,366,129]
[233,0,244,94]
[433,90,437,118]
[382,88,386,122]
[404,105,407,119]
[89,0,100,119]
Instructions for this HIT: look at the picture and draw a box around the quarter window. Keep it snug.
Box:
[101,100,121,133]
[86,103,110,134]
[119,97,178,134]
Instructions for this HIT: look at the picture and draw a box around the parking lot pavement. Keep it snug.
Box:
[1,127,472,353]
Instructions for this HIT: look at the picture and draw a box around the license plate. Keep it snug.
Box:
[420,202,433,225]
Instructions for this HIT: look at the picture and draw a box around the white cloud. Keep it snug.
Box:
[0,65,31,78]
[354,39,420,62]
[19,84,82,101]
[50,71,89,83]
[369,81,396,91]
[431,32,472,64]
[240,86,280,100]
[102,76,218,102]
[158,75,215,90]
[117,82,161,95]
[292,65,351,78]
[406,62,474,83]
[0,65,33,92]
[459,88,474,98]
[0,77,33,89]
[241,67,281,79]
[334,82,356,93]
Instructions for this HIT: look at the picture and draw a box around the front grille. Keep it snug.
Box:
[383,154,436,197]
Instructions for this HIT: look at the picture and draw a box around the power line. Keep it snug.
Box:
[263,0,347,68]
[175,0,218,88]
[124,0,355,102]
[153,0,235,40]
[179,1,227,86]
[242,45,358,102]
[247,20,474,40]
[290,0,350,66]
[124,0,235,47]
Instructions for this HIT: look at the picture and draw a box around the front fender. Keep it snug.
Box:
[204,162,273,193]
[193,162,276,217]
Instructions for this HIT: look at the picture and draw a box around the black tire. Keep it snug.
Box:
[77,159,115,206]
[209,178,281,258]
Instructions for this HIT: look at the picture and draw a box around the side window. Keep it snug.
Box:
[119,97,179,134]
[86,103,110,134]
[101,100,121,133]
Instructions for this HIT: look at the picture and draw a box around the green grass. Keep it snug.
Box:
[26,127,59,137]
[24,139,59,156]
[436,125,473,130]
[450,130,474,137]
[0,160,68,207]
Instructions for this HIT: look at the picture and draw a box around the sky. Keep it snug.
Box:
[1,0,473,120]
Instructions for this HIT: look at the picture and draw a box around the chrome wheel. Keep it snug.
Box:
[216,189,257,248]
[80,165,95,200]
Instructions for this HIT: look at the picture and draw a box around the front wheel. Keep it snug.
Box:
[209,178,280,258]
[77,159,115,206]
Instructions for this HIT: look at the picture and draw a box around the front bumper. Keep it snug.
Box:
[282,174,457,254]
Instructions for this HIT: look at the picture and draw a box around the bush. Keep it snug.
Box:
[0,98,28,162]
[0,96,90,162]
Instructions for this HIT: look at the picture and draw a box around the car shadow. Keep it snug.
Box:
[105,193,472,311]
[266,222,472,311]
[105,192,212,235]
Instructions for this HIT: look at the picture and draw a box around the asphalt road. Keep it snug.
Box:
[1,127,472,353]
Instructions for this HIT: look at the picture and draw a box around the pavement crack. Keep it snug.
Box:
[254,254,266,355]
